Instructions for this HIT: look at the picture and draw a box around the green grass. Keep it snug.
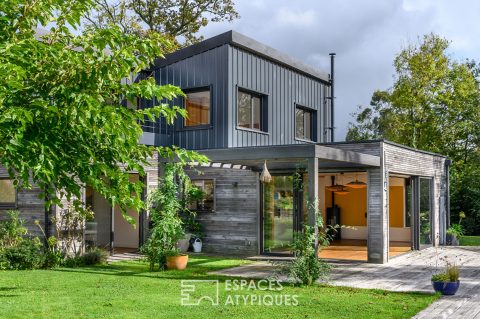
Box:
[0,255,438,319]
[460,235,480,246]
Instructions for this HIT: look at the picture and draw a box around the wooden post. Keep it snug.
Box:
[307,157,319,250]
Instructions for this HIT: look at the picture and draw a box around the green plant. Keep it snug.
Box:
[0,237,44,270]
[447,264,460,282]
[431,273,450,282]
[286,224,331,286]
[447,224,465,237]
[53,204,95,257]
[276,207,332,286]
[0,211,28,248]
[431,263,460,282]
[141,163,188,271]
[81,247,108,266]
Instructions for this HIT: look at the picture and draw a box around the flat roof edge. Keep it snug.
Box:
[152,30,330,83]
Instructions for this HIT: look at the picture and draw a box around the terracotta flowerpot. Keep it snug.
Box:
[166,254,189,270]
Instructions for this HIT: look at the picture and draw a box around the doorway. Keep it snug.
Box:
[85,173,142,252]
[261,174,304,255]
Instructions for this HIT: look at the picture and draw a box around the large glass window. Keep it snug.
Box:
[0,179,16,207]
[262,175,294,254]
[295,107,313,140]
[185,89,210,127]
[419,178,432,246]
[189,179,215,212]
[237,90,264,131]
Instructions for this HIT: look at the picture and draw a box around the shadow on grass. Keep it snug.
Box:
[51,257,251,282]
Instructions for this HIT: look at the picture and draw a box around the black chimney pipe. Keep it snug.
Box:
[329,53,336,142]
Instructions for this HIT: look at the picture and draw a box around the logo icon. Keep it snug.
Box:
[181,280,220,306]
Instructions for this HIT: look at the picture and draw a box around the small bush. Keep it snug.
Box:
[63,248,108,267]
[279,224,331,286]
[82,248,108,265]
[0,237,44,270]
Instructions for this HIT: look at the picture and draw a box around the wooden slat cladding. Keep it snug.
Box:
[383,142,448,246]
[0,167,45,237]
[185,166,258,256]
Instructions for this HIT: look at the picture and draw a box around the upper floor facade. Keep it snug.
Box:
[139,30,334,150]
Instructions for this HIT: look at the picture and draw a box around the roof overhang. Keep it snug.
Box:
[195,144,380,171]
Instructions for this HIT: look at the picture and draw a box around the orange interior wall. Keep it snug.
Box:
[389,186,405,227]
[325,188,367,226]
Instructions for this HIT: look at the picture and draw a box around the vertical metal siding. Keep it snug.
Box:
[153,45,229,149]
[228,45,330,147]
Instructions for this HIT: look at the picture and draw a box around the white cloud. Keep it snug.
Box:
[274,7,316,28]
[200,0,479,140]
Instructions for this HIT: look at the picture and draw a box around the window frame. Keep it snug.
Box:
[181,86,213,130]
[236,87,268,133]
[189,178,216,213]
[294,104,316,142]
[0,178,17,209]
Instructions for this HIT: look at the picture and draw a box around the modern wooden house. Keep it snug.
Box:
[0,31,450,263]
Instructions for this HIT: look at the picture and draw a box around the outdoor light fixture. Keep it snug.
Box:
[259,160,272,183]
[346,173,367,189]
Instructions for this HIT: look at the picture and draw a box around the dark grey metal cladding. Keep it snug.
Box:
[228,45,330,147]
[153,45,229,149]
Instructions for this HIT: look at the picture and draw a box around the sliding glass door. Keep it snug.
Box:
[412,177,433,249]
[262,175,296,254]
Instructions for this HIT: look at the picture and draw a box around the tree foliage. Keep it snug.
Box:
[0,0,206,222]
[347,34,480,234]
[85,0,239,46]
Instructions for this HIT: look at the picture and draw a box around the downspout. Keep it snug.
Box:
[329,53,336,142]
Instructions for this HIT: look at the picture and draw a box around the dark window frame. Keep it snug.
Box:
[0,178,17,209]
[294,104,316,142]
[236,87,268,133]
[181,86,213,130]
[189,178,216,213]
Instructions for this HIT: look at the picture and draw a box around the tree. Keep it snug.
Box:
[0,0,206,223]
[347,34,480,234]
[84,0,239,46]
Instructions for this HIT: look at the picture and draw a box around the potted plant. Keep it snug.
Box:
[446,224,464,246]
[165,247,189,270]
[431,263,460,295]
[141,163,191,271]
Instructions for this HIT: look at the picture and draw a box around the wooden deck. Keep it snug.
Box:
[319,239,411,261]
[213,247,480,319]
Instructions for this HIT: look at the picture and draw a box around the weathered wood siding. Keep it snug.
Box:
[0,166,46,237]
[185,166,258,256]
[383,142,448,246]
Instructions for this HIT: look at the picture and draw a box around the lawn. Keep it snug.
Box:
[0,256,438,319]
[459,235,480,246]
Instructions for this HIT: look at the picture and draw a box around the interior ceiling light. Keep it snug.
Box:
[334,186,350,195]
[346,173,367,189]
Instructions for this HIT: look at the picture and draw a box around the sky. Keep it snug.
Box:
[199,0,480,141]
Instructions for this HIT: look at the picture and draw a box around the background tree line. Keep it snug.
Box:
[347,34,480,235]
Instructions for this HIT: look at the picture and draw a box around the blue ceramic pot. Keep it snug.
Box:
[432,281,460,295]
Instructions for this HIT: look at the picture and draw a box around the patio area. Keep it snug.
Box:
[212,246,480,319]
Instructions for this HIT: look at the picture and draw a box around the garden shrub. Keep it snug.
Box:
[82,247,108,265]
[0,237,44,270]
